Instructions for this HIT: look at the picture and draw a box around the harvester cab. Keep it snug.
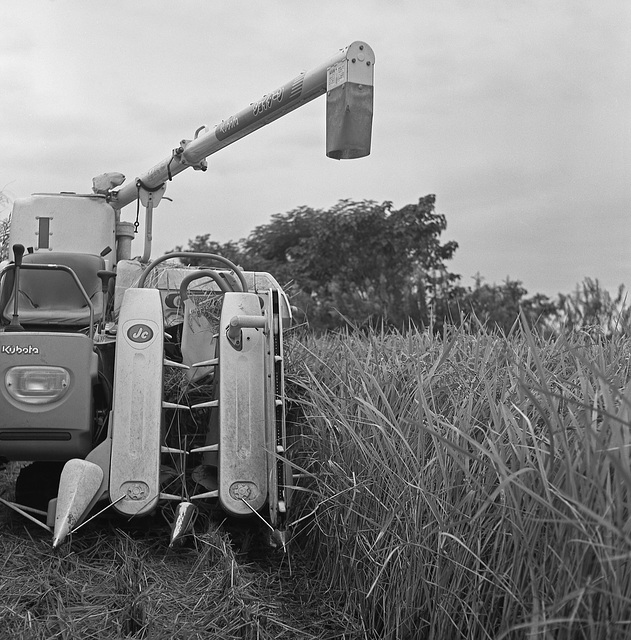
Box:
[0,41,375,547]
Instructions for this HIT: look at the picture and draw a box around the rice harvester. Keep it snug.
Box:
[0,41,375,547]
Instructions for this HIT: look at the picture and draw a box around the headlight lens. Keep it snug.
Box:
[5,366,70,404]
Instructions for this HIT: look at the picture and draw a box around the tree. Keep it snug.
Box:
[171,196,459,331]
[0,189,10,261]
[170,233,246,268]
[557,278,631,336]
[170,197,628,337]
[435,274,558,335]
[241,195,458,331]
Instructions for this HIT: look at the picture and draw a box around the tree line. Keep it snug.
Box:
[174,195,631,336]
[1,191,626,335]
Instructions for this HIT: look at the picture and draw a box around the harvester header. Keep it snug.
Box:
[0,41,375,549]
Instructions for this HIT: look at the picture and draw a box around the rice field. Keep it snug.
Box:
[288,322,631,639]
[1,321,630,639]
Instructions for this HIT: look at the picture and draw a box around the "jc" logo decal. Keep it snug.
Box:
[127,323,154,343]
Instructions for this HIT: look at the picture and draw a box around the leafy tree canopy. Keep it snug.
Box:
[174,196,459,331]
[0,189,11,261]
[171,196,630,336]
[438,274,558,335]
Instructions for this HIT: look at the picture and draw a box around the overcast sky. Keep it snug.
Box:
[1,0,629,297]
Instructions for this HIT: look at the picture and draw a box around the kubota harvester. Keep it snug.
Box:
[0,42,374,547]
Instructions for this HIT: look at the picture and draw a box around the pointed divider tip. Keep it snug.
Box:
[52,459,104,548]
[169,501,197,547]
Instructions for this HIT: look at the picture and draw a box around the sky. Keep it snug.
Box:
[1,0,629,298]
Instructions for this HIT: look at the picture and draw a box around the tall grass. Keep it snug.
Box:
[288,323,631,639]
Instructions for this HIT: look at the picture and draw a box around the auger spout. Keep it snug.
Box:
[108,41,374,211]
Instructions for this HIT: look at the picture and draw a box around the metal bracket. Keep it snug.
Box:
[136,182,167,262]
[178,138,208,172]
[226,314,266,350]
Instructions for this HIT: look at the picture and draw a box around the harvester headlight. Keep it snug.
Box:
[5,366,70,405]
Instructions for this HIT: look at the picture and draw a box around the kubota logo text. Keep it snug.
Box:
[127,324,154,343]
[1,344,40,355]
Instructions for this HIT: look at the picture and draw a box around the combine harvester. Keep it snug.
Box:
[0,41,374,547]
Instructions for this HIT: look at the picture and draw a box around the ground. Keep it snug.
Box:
[0,461,360,640]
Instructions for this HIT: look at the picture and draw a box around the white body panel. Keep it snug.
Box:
[218,292,267,516]
[9,194,117,270]
[109,288,163,516]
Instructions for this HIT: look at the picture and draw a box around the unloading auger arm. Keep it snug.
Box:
[109,41,375,210]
